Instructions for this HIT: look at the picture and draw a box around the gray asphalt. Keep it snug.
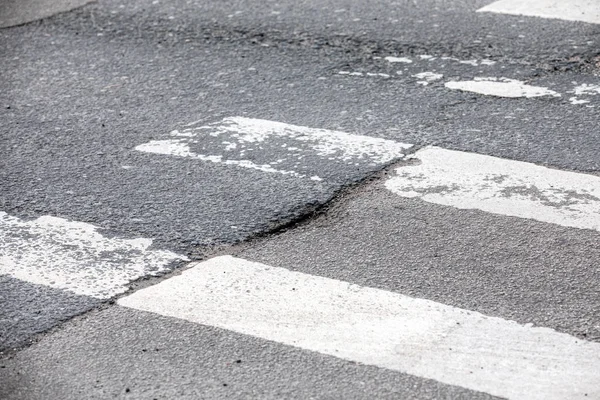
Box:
[3,176,600,398]
[0,306,500,400]
[239,180,600,342]
[1,0,600,398]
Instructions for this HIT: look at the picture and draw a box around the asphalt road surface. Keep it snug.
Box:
[1,0,600,399]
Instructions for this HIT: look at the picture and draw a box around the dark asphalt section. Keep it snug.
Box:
[1,8,599,253]
[0,277,100,350]
[0,24,355,252]
[53,0,600,67]
[0,306,500,400]
[239,181,600,343]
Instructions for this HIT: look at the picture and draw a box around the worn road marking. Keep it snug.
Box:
[478,0,600,24]
[445,78,560,98]
[385,56,412,63]
[386,147,600,231]
[0,212,187,298]
[119,255,600,400]
[413,72,443,86]
[572,84,600,96]
[135,117,412,182]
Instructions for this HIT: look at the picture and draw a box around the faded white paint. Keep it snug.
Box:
[478,0,600,25]
[119,255,600,400]
[0,212,187,298]
[385,56,412,63]
[137,139,307,177]
[366,72,390,78]
[413,72,443,86]
[572,83,600,96]
[135,117,412,180]
[386,147,600,231]
[341,71,390,78]
[570,97,591,105]
[445,77,560,98]
[440,57,496,66]
[338,71,364,76]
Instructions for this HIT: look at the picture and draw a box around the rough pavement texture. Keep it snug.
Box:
[239,181,600,343]
[1,0,599,377]
[0,306,500,400]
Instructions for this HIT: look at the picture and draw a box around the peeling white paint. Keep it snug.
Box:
[572,83,600,96]
[385,56,412,64]
[366,72,390,78]
[135,117,412,180]
[0,212,187,299]
[478,0,600,25]
[569,97,591,105]
[459,60,479,66]
[445,77,560,98]
[120,255,600,400]
[138,139,307,178]
[440,57,496,66]
[413,72,444,86]
[386,147,600,232]
[338,71,364,76]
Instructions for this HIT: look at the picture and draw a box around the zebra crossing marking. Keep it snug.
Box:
[135,117,412,181]
[445,78,560,98]
[118,255,600,400]
[0,212,187,299]
[386,147,600,232]
[4,145,600,300]
[478,0,600,25]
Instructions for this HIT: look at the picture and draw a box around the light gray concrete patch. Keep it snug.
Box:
[0,306,500,400]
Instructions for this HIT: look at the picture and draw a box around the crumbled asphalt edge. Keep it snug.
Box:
[0,145,425,358]
[4,1,600,74]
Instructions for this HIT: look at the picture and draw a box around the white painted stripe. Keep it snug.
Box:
[445,78,560,98]
[385,56,412,63]
[570,97,591,105]
[386,147,600,231]
[0,212,187,298]
[135,117,412,180]
[119,255,600,400]
[478,0,600,25]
